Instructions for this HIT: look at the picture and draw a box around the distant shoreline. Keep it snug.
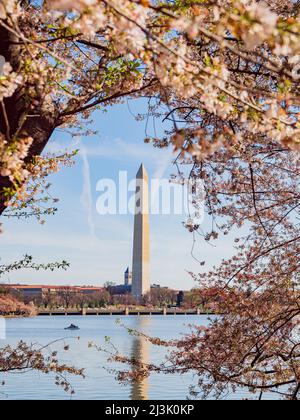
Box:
[37,308,214,316]
[2,308,216,318]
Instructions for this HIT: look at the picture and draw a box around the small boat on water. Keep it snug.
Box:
[64,324,80,331]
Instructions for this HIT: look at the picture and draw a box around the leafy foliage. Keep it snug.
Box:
[0,254,69,277]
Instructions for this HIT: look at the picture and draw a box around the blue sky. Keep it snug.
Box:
[0,99,236,290]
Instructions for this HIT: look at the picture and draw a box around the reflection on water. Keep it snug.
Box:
[0,315,277,400]
[130,317,150,400]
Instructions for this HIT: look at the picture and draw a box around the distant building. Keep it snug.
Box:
[110,285,131,295]
[124,267,132,286]
[176,291,184,307]
[4,285,103,301]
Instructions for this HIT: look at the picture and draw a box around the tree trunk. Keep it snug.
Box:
[0,120,56,215]
[0,23,58,215]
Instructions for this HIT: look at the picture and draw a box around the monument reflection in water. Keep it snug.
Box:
[130,316,150,400]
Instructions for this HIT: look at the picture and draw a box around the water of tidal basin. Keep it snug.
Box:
[1,315,273,400]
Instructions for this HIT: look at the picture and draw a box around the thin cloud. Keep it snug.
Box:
[80,141,96,239]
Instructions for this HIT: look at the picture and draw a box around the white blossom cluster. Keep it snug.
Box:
[0,61,22,101]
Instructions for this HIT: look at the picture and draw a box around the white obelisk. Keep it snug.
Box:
[131,164,150,300]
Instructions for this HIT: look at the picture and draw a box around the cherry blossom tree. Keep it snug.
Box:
[2,0,300,214]
[0,340,84,396]
[0,289,36,316]
[0,0,155,214]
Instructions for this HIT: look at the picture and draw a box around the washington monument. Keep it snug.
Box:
[131,164,150,300]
